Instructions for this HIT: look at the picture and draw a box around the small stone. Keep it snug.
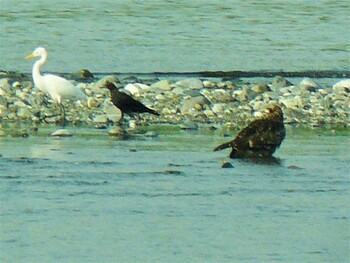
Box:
[161,108,173,115]
[271,76,293,90]
[155,94,167,101]
[144,131,158,137]
[221,161,234,168]
[87,98,100,108]
[175,78,203,90]
[105,104,122,123]
[95,124,108,129]
[203,109,215,117]
[95,75,119,89]
[211,103,225,114]
[93,115,108,124]
[183,89,202,97]
[299,78,318,92]
[12,81,22,88]
[181,96,209,114]
[194,103,203,111]
[251,83,270,93]
[203,80,216,88]
[17,108,32,119]
[128,120,137,130]
[73,69,94,79]
[30,125,38,132]
[172,87,185,95]
[287,165,302,170]
[211,89,232,102]
[164,170,183,175]
[0,129,6,137]
[51,129,73,137]
[180,120,198,130]
[21,128,29,138]
[108,127,127,139]
[332,79,350,93]
[151,79,172,91]
[124,83,143,96]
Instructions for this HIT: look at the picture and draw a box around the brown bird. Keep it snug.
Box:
[214,105,286,158]
[102,81,159,120]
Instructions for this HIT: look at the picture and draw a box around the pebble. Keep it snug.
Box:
[21,128,29,138]
[332,79,350,92]
[221,161,234,168]
[251,83,270,93]
[271,76,293,91]
[299,78,319,92]
[175,78,203,90]
[93,115,108,124]
[108,126,127,139]
[0,130,6,137]
[124,83,143,96]
[180,120,198,130]
[104,103,122,123]
[144,131,158,137]
[151,79,172,91]
[181,96,209,114]
[51,129,73,137]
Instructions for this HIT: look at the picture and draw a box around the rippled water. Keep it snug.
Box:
[0,127,349,262]
[1,0,349,73]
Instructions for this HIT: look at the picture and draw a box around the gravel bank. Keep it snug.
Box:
[0,72,349,136]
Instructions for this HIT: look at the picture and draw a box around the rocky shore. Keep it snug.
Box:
[0,71,349,136]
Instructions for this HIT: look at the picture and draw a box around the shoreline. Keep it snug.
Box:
[0,71,349,137]
[1,69,350,80]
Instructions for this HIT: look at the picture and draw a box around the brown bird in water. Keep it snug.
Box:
[214,105,286,158]
[102,81,159,120]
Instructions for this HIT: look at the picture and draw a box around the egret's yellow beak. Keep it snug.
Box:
[25,53,36,60]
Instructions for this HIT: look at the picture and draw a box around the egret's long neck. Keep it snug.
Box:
[32,53,47,91]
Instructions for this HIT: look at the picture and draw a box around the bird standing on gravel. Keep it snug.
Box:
[25,47,86,127]
[214,105,286,158]
[102,81,159,121]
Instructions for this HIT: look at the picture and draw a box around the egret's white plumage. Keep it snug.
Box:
[25,47,86,126]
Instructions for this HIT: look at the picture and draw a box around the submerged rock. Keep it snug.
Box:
[108,126,127,139]
[144,131,158,137]
[221,161,234,168]
[51,129,73,137]
[180,120,198,130]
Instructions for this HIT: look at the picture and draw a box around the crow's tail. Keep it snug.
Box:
[148,108,160,116]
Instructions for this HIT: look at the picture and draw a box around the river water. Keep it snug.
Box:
[1,0,350,73]
[0,127,349,262]
[1,1,349,262]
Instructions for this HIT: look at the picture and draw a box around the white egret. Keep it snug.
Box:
[25,47,86,127]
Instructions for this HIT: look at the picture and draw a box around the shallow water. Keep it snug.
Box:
[1,0,350,73]
[0,127,349,262]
